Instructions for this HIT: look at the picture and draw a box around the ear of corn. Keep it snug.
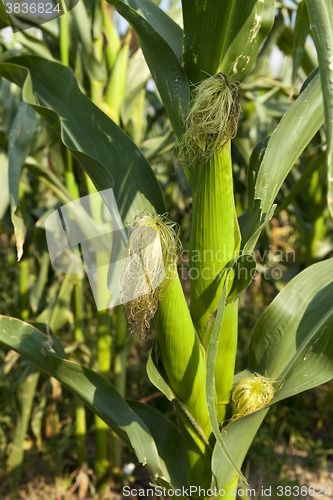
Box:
[232,373,276,421]
[190,142,240,343]
[215,301,238,423]
[189,139,240,428]
[123,212,180,336]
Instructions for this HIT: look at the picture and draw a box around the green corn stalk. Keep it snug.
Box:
[73,278,87,465]
[111,304,127,474]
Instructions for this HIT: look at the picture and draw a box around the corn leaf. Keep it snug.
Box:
[8,101,37,260]
[211,257,333,489]
[7,364,40,487]
[206,265,246,484]
[0,149,9,219]
[249,258,333,397]
[292,0,310,85]
[305,0,333,218]
[221,0,275,81]
[211,408,269,491]
[182,0,274,85]
[107,0,189,141]
[0,57,165,223]
[239,71,324,251]
[0,316,164,479]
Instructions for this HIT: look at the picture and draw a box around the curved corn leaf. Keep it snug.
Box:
[305,0,333,218]
[128,401,188,490]
[221,0,275,82]
[182,0,274,85]
[8,101,37,260]
[0,56,165,223]
[292,0,310,85]
[0,316,164,479]
[211,257,333,488]
[211,408,269,490]
[0,150,9,219]
[107,0,189,141]
[239,71,324,251]
[249,258,333,396]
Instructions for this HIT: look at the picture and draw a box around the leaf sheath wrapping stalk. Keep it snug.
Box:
[155,272,210,437]
[215,301,238,423]
[155,273,212,489]
[190,143,240,427]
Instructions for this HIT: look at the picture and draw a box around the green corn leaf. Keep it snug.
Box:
[249,258,333,397]
[226,254,257,304]
[121,49,150,127]
[107,0,189,141]
[147,341,176,402]
[0,1,10,28]
[292,0,310,86]
[15,30,54,60]
[128,401,188,490]
[206,266,246,485]
[210,257,333,489]
[239,71,324,251]
[0,316,164,479]
[105,33,130,125]
[30,249,50,314]
[71,0,107,84]
[0,149,9,219]
[305,0,333,218]
[182,0,236,84]
[221,0,275,82]
[211,408,269,491]
[8,101,37,260]
[0,56,165,222]
[182,0,275,85]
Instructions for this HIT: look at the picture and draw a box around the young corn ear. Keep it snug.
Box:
[231,373,276,421]
[122,213,180,336]
[187,77,241,424]
[181,73,240,166]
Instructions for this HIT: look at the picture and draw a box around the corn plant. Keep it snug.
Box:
[0,0,333,497]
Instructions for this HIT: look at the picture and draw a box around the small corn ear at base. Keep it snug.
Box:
[231,373,276,421]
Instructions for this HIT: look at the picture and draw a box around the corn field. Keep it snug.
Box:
[0,0,333,499]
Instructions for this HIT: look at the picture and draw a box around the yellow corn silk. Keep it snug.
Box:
[122,213,180,336]
[180,72,241,167]
[231,373,276,421]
